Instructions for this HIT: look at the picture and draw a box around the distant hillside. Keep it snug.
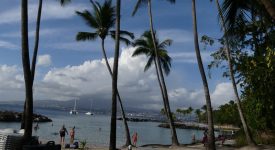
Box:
[0,99,157,114]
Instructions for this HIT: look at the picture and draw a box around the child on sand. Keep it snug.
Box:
[70,126,75,144]
[132,132,138,147]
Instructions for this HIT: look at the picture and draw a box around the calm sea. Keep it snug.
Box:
[0,105,204,147]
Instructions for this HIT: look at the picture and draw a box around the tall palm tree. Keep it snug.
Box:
[132,30,179,145]
[214,0,256,146]
[191,0,215,149]
[132,0,179,146]
[76,0,133,146]
[195,109,201,122]
[21,0,71,130]
[21,0,33,143]
[109,0,120,149]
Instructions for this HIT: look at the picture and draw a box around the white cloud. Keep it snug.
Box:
[168,82,234,110]
[158,29,193,43]
[0,40,19,50]
[211,82,235,107]
[0,65,24,101]
[170,51,212,63]
[0,1,87,24]
[0,47,234,111]
[37,54,52,66]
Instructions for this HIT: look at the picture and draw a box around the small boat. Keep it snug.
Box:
[70,99,78,115]
[85,100,93,116]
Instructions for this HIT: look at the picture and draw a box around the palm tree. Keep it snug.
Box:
[21,0,71,130]
[195,109,201,122]
[132,0,179,146]
[191,0,215,149]
[76,0,133,146]
[214,0,256,146]
[132,30,179,145]
[187,106,193,121]
[21,0,33,143]
[109,0,120,149]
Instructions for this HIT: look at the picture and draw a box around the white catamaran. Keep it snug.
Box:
[85,100,93,115]
[70,99,78,115]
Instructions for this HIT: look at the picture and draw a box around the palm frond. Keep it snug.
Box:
[99,0,115,29]
[135,30,173,76]
[59,0,71,6]
[120,30,135,39]
[132,47,150,57]
[166,0,176,4]
[76,32,98,41]
[222,0,250,32]
[132,39,148,47]
[144,56,154,72]
[76,10,98,28]
[158,49,172,75]
[158,39,173,49]
[109,30,134,45]
[132,0,148,16]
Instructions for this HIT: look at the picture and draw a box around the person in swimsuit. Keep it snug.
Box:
[59,124,68,145]
[70,126,75,144]
[132,132,138,147]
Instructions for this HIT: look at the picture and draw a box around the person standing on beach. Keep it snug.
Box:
[70,126,75,144]
[202,129,208,146]
[59,124,68,145]
[132,132,138,147]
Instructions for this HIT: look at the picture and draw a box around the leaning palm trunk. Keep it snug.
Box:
[109,0,120,149]
[153,59,168,116]
[147,0,179,146]
[21,0,43,130]
[215,0,256,146]
[191,0,215,149]
[22,0,34,143]
[259,0,275,20]
[101,40,131,146]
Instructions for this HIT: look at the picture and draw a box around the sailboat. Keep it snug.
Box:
[85,100,93,115]
[70,99,78,115]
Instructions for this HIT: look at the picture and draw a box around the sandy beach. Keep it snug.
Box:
[60,140,275,150]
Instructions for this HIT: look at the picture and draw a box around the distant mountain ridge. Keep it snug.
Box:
[0,99,157,114]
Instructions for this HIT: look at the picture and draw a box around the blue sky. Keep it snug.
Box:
[0,0,234,111]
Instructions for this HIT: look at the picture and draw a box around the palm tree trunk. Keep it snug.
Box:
[215,0,256,146]
[191,0,215,149]
[109,0,120,149]
[147,0,179,146]
[259,0,275,20]
[21,0,43,130]
[101,40,131,146]
[22,0,34,143]
[153,59,168,117]
[158,62,179,146]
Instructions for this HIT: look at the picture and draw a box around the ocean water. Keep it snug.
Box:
[0,106,205,147]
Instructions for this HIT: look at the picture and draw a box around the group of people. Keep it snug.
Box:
[59,125,75,145]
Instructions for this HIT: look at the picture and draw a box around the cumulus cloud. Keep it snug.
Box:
[0,65,24,101]
[168,82,234,110]
[211,82,235,107]
[0,47,234,111]
[37,54,52,67]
